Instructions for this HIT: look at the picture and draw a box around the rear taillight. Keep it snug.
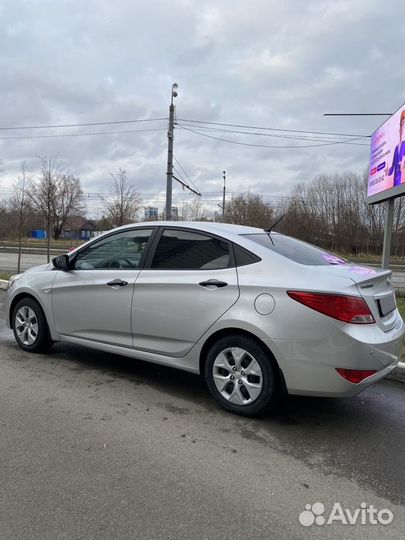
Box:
[287,291,375,324]
[336,368,377,383]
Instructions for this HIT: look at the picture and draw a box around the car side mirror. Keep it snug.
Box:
[52,254,71,271]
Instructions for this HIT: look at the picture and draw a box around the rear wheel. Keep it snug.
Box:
[12,297,52,353]
[205,335,277,416]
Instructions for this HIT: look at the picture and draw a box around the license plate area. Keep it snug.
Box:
[377,294,396,318]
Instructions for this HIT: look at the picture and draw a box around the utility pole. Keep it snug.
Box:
[222,170,226,221]
[218,170,226,221]
[165,83,178,220]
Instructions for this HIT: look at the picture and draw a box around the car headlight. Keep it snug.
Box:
[7,274,23,290]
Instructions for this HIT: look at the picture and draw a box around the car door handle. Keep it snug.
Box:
[106,279,128,287]
[199,279,228,288]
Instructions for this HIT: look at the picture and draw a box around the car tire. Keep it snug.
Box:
[12,297,53,353]
[205,334,277,416]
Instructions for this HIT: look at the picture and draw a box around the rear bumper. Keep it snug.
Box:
[267,313,404,397]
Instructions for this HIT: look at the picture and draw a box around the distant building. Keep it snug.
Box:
[144,207,159,220]
[30,229,47,239]
[61,217,98,240]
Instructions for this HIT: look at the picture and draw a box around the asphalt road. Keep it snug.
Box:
[0,291,404,539]
[0,252,50,272]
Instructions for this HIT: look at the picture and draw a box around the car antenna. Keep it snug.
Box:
[264,214,286,233]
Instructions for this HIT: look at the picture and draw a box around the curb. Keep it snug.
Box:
[387,361,405,384]
[0,280,9,290]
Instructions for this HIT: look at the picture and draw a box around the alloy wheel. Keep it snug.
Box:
[15,306,39,346]
[212,347,263,405]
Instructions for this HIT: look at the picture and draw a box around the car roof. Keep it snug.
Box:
[110,221,265,239]
[68,221,281,259]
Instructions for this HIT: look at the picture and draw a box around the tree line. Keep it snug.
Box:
[224,171,405,257]
[2,163,404,269]
[0,157,143,270]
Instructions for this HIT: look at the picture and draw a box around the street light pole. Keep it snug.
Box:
[165,83,178,221]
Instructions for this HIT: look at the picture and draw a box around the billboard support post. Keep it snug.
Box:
[382,198,395,269]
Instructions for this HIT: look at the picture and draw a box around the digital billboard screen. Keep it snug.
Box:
[367,103,405,204]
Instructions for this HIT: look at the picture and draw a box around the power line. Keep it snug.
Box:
[0,186,367,207]
[176,118,370,138]
[173,155,200,192]
[0,114,371,138]
[178,125,370,149]
[172,165,201,196]
[177,122,369,143]
[172,165,191,188]
[0,128,167,141]
[172,165,192,190]
[324,113,392,117]
[176,123,369,146]
[172,174,201,196]
[0,117,168,131]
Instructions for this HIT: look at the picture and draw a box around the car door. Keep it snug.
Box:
[131,227,240,357]
[52,228,155,347]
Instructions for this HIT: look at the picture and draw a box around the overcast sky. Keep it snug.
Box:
[0,0,404,217]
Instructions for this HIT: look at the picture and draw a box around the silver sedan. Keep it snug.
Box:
[5,222,404,416]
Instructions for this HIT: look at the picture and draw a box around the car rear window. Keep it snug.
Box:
[242,233,349,266]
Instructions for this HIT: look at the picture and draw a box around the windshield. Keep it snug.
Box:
[242,233,350,266]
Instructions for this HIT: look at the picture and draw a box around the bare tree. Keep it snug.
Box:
[179,199,208,221]
[103,168,142,227]
[0,200,12,240]
[277,171,403,256]
[95,215,114,231]
[30,156,60,262]
[10,163,32,273]
[225,193,274,228]
[52,174,85,240]
[30,156,85,262]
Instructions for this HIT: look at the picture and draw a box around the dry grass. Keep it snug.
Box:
[396,295,405,320]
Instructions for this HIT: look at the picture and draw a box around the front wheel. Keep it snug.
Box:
[12,298,52,353]
[205,335,277,416]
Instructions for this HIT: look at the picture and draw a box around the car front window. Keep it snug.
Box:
[74,229,153,270]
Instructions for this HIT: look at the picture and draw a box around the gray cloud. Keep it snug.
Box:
[0,0,403,216]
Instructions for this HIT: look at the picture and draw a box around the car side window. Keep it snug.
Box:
[151,229,231,270]
[74,229,153,270]
[233,244,261,267]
